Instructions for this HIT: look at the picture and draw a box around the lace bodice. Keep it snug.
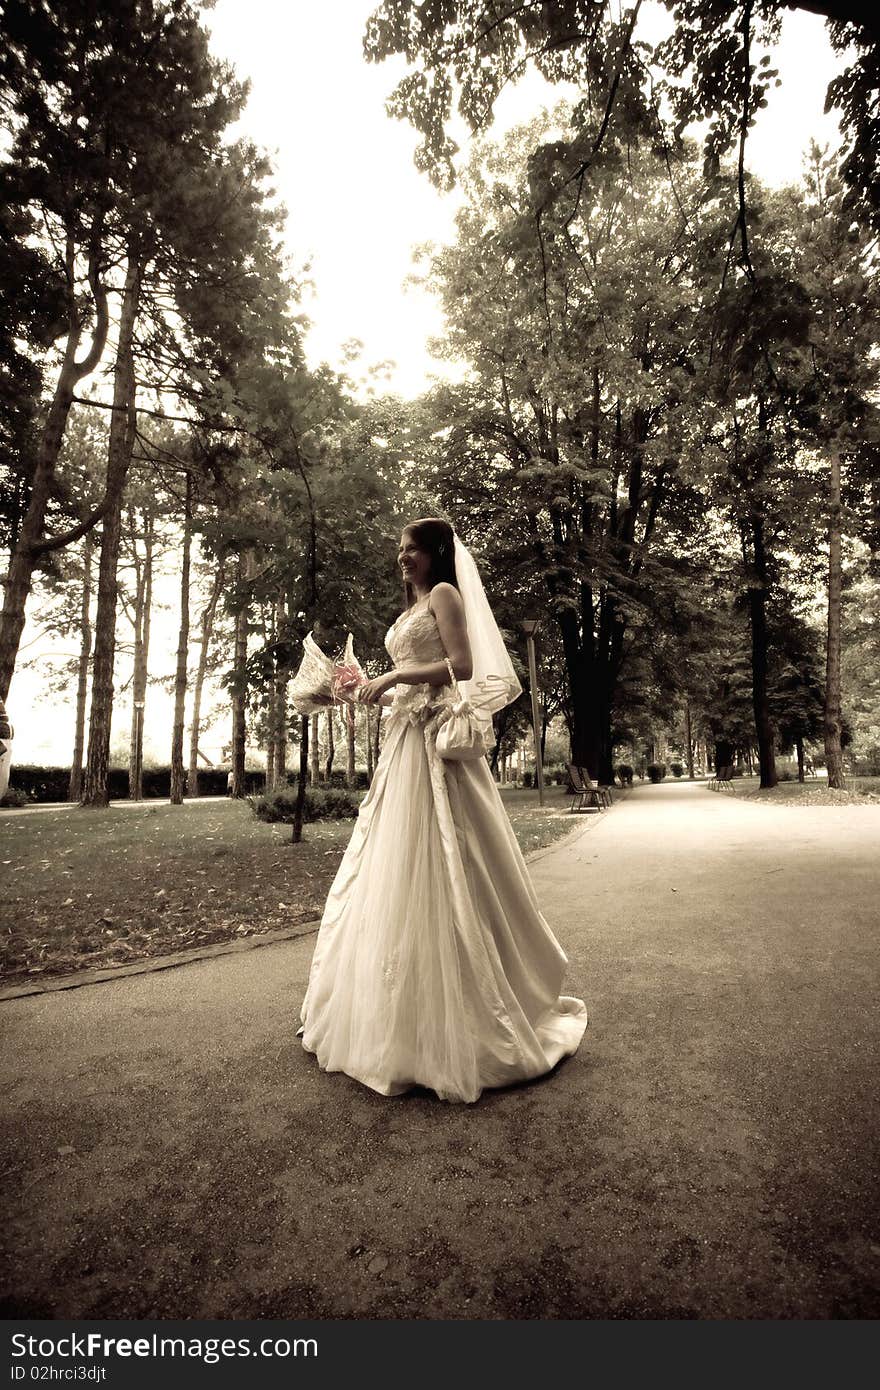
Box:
[384,599,453,725]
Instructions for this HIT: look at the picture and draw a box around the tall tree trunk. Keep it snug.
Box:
[372,703,381,769]
[68,533,94,801]
[188,557,225,797]
[274,593,288,784]
[310,713,320,785]
[82,254,142,807]
[127,509,145,798]
[128,509,153,801]
[264,605,277,792]
[170,472,193,804]
[325,707,335,780]
[824,444,845,789]
[291,714,309,842]
[796,734,805,783]
[265,731,276,793]
[0,229,108,701]
[230,549,250,799]
[745,513,778,790]
[684,700,694,780]
[346,702,356,787]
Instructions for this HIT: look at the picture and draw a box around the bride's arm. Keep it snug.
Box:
[389,584,473,687]
[375,585,472,694]
[388,660,450,687]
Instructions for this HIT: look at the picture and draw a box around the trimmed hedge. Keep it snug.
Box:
[5,764,264,802]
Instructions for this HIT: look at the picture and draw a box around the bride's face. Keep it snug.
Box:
[398,531,431,590]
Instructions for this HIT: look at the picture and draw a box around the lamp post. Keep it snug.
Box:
[133,700,144,801]
[520,620,545,807]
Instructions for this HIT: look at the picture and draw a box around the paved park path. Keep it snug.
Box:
[2,782,877,1319]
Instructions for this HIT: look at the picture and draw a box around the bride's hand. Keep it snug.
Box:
[357,672,395,705]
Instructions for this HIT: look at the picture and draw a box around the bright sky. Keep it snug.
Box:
[8,0,849,766]
[205,0,847,399]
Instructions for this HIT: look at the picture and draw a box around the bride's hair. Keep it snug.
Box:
[401,517,458,606]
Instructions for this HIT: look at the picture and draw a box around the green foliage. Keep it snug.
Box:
[250,785,362,823]
[646,762,667,782]
[826,20,880,236]
[0,196,67,545]
[0,785,31,808]
[402,115,730,777]
[363,1,875,250]
[6,763,249,802]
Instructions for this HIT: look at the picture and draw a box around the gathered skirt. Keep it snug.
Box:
[297,704,588,1103]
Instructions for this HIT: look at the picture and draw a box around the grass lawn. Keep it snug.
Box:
[0,783,584,986]
[725,774,880,803]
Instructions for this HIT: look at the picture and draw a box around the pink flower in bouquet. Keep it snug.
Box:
[330,663,365,703]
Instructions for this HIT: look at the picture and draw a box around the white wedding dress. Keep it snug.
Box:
[297,595,588,1104]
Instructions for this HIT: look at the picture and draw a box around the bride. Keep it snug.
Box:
[296,518,588,1103]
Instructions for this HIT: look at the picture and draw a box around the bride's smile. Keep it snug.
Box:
[398,530,432,598]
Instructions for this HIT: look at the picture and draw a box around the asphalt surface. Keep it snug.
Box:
[1,781,878,1319]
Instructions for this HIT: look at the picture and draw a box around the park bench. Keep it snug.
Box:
[708,764,734,791]
[565,762,610,812]
[581,766,613,805]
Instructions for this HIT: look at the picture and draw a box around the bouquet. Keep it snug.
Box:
[290,631,367,716]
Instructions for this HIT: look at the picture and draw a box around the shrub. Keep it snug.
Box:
[324,768,371,790]
[1,785,30,808]
[543,764,568,786]
[250,786,362,823]
[669,763,684,778]
[646,762,666,783]
[615,764,634,787]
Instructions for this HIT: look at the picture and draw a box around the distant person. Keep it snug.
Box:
[0,695,13,800]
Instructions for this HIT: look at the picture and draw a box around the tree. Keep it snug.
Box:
[188,555,228,796]
[1,1,298,813]
[0,194,67,555]
[770,611,825,779]
[122,494,157,801]
[407,117,719,779]
[364,1,878,232]
[790,147,880,786]
[169,471,193,804]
